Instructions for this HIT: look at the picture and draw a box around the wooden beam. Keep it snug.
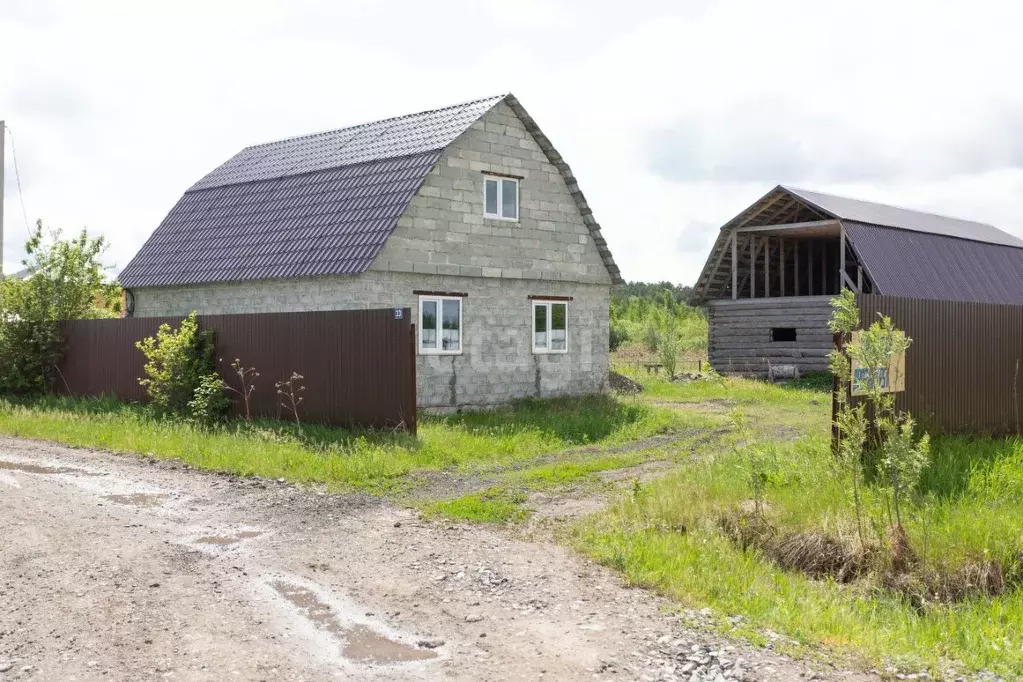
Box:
[841,270,859,292]
[704,231,733,299]
[794,240,800,296]
[839,224,846,292]
[779,238,785,297]
[764,236,770,298]
[734,219,841,233]
[857,265,862,292]
[731,230,737,300]
[808,241,814,295]
[820,241,827,296]
[750,234,756,299]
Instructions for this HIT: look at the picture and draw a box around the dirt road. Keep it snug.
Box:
[0,437,877,681]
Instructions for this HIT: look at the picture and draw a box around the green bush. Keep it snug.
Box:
[609,319,629,351]
[187,373,233,429]
[0,221,119,394]
[136,312,215,416]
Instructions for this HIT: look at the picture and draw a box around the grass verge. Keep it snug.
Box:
[0,394,686,494]
[574,370,1023,678]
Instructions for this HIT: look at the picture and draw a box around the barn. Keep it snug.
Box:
[692,185,1023,376]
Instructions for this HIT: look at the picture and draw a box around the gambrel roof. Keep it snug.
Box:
[695,185,1023,305]
[120,95,621,288]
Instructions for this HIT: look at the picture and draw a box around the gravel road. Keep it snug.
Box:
[0,436,879,681]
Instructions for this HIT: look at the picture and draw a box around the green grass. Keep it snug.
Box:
[423,486,529,523]
[575,370,1023,678]
[0,394,686,493]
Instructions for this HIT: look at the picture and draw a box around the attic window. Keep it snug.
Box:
[771,327,797,342]
[484,175,518,221]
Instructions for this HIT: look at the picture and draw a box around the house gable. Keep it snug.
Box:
[369,100,616,285]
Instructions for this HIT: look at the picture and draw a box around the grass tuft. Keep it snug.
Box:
[422,487,529,523]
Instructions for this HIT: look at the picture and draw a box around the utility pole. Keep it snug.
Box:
[0,119,5,276]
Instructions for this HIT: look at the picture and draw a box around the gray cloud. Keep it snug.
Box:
[647,97,1023,185]
[675,220,716,253]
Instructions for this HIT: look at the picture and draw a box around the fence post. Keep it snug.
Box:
[831,331,842,457]
[408,322,418,435]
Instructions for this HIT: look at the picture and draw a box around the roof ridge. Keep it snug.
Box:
[242,93,508,152]
[781,184,996,228]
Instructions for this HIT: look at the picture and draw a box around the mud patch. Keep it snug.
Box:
[0,460,85,475]
[270,581,436,664]
[652,399,736,413]
[102,493,170,508]
[196,530,264,545]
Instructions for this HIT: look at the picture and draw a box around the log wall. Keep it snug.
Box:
[706,296,833,376]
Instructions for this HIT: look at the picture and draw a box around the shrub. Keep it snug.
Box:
[136,312,215,415]
[187,373,232,429]
[658,321,681,379]
[0,221,118,394]
[609,319,629,352]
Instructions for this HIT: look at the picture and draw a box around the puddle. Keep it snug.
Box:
[102,493,170,508]
[0,462,102,478]
[0,460,83,475]
[269,581,436,664]
[195,530,264,545]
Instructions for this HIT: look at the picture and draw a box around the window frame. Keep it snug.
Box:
[531,300,569,354]
[483,174,519,221]
[418,295,463,355]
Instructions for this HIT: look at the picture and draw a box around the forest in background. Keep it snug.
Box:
[610,281,708,373]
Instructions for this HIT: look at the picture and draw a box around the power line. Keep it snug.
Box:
[5,125,31,235]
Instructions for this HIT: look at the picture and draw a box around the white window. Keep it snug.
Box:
[483,175,519,221]
[419,296,462,354]
[532,300,568,354]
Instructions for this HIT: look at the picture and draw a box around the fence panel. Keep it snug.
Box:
[57,309,417,432]
[856,295,1023,435]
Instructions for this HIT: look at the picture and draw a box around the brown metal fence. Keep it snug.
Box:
[57,309,417,432]
[855,294,1023,435]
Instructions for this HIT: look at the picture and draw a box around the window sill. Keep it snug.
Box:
[419,350,463,357]
[532,349,569,355]
[484,214,520,223]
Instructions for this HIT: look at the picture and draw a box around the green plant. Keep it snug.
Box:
[187,373,233,429]
[135,312,215,416]
[643,321,661,353]
[658,320,681,379]
[0,221,118,394]
[609,319,629,352]
[732,409,772,518]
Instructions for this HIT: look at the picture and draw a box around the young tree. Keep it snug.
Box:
[0,221,120,393]
[829,289,930,549]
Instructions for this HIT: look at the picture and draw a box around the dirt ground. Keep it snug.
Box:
[0,437,879,682]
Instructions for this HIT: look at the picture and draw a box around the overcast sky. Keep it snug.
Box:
[3,0,1023,285]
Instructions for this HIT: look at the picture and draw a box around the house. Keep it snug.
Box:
[119,94,622,409]
[692,185,1023,376]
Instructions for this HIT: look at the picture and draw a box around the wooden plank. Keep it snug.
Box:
[808,241,814,295]
[839,224,846,291]
[731,229,738,300]
[734,219,841,233]
[750,234,756,299]
[795,240,800,296]
[780,238,785,297]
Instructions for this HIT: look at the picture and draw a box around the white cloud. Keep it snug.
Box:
[2,0,1023,286]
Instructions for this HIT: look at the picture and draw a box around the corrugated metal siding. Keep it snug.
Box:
[57,309,417,431]
[845,222,1023,305]
[856,295,1023,435]
[119,151,441,288]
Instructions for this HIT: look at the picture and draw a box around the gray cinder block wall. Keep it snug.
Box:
[132,101,613,409]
